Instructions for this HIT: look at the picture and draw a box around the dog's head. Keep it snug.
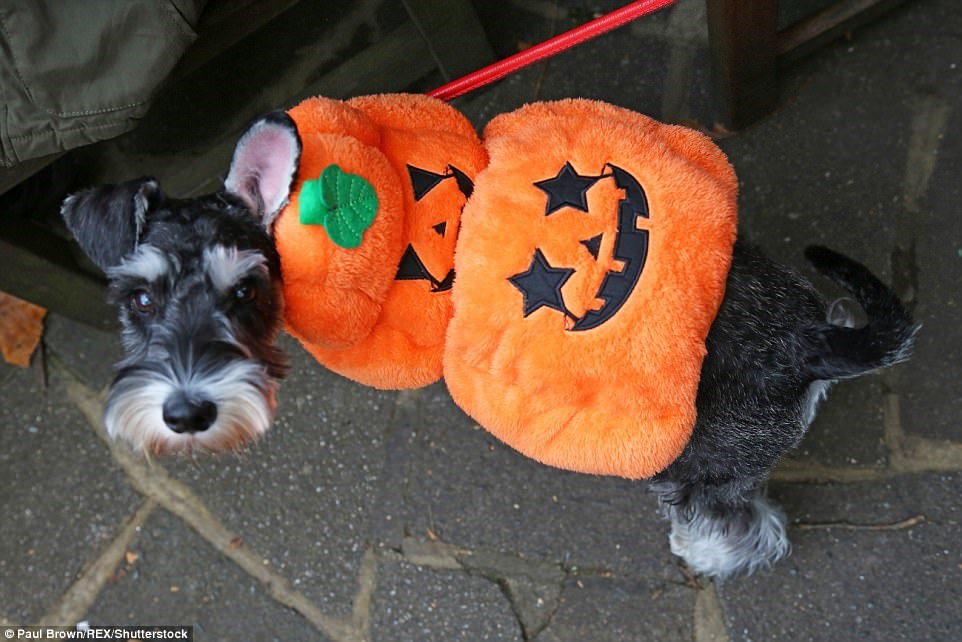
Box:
[62,113,302,454]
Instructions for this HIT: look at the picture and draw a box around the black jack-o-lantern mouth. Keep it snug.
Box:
[508,161,650,331]
[396,239,456,292]
[395,164,473,292]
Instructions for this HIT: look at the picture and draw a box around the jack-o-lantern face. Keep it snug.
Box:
[443,99,738,479]
[395,164,473,292]
[278,93,488,390]
[508,161,649,331]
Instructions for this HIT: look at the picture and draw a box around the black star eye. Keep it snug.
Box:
[129,289,155,314]
[232,283,257,304]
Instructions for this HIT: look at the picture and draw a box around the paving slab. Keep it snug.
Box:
[795,378,890,468]
[898,94,962,443]
[716,9,932,264]
[384,384,679,581]
[42,315,122,391]
[0,362,141,624]
[536,576,695,642]
[85,508,324,640]
[457,546,567,638]
[164,335,399,619]
[721,473,962,641]
[712,2,962,467]
[369,557,522,641]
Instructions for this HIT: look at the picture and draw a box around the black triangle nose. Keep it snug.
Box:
[163,395,217,434]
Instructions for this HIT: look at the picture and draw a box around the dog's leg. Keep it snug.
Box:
[649,241,917,579]
[647,241,828,579]
[649,475,790,580]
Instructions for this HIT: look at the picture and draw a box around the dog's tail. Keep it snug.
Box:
[803,246,920,380]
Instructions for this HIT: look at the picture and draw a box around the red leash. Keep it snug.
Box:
[428,0,676,101]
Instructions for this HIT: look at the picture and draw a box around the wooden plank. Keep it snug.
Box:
[0,153,62,196]
[170,20,439,197]
[293,21,438,103]
[401,0,494,81]
[706,0,779,129]
[170,0,303,80]
[777,0,910,65]
[0,223,115,330]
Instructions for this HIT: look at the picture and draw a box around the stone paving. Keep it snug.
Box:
[1,0,960,640]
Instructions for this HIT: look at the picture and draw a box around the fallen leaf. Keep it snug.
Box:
[0,291,46,367]
[125,551,139,565]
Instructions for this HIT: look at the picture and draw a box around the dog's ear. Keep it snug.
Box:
[61,177,160,272]
[225,111,301,229]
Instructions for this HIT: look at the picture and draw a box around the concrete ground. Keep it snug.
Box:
[2,0,960,640]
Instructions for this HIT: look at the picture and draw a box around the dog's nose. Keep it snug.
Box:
[163,395,217,434]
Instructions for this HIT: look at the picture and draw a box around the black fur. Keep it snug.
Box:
[60,178,159,271]
[649,239,918,578]
[803,245,918,379]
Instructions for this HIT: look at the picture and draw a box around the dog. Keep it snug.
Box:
[61,111,918,579]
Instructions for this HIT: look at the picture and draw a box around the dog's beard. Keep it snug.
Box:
[104,359,278,455]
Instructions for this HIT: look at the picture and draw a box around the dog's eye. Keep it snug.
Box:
[129,290,155,314]
[233,283,257,304]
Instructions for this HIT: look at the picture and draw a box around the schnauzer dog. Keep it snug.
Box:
[61,113,299,454]
[61,113,918,579]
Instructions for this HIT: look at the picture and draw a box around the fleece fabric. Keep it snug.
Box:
[274,94,737,478]
[443,99,737,478]
[274,94,487,389]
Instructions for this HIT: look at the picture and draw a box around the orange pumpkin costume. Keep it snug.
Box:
[273,95,737,478]
[275,94,487,389]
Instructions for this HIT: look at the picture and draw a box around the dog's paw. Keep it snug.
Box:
[668,497,791,580]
